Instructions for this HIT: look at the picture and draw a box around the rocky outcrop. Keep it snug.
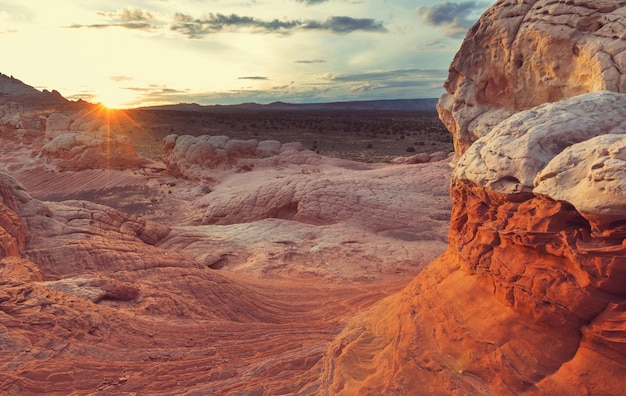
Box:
[162,133,318,180]
[40,111,151,170]
[323,92,626,396]
[322,1,626,394]
[158,159,451,280]
[438,0,626,154]
[0,173,28,258]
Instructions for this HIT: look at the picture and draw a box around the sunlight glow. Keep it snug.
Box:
[95,88,135,109]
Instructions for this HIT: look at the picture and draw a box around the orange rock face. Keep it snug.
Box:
[323,179,626,395]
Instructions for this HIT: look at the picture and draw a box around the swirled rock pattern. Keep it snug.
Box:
[438,0,626,154]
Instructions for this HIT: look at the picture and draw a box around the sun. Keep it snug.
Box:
[94,87,134,109]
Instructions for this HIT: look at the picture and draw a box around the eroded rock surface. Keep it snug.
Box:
[0,163,432,394]
[40,111,151,170]
[438,0,626,154]
[162,133,315,180]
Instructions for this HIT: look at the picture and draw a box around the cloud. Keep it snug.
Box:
[349,82,381,93]
[415,1,489,38]
[97,8,155,21]
[319,68,449,100]
[66,7,160,31]
[238,76,269,80]
[170,13,386,38]
[124,86,187,94]
[295,59,326,64]
[294,0,330,5]
[66,22,156,30]
[0,3,34,21]
[110,75,134,82]
[302,16,386,34]
[323,68,447,83]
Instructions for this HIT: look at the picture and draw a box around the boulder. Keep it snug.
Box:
[438,0,626,154]
[45,112,72,136]
[162,134,314,180]
[454,91,626,195]
[39,111,152,170]
[40,131,145,170]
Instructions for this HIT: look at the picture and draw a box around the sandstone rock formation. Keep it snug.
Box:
[323,95,626,395]
[162,133,318,180]
[40,111,152,170]
[321,1,626,394]
[438,0,626,154]
[160,160,451,280]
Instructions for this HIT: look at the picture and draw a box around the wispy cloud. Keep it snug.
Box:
[319,68,448,99]
[97,8,155,21]
[415,1,488,38]
[66,22,156,30]
[294,0,330,5]
[0,3,34,21]
[109,75,134,82]
[238,76,269,80]
[323,68,447,83]
[295,59,326,64]
[303,16,386,34]
[170,13,386,38]
[66,7,160,31]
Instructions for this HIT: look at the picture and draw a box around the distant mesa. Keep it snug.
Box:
[137,98,439,113]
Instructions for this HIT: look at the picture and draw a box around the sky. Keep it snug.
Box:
[0,1,492,108]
